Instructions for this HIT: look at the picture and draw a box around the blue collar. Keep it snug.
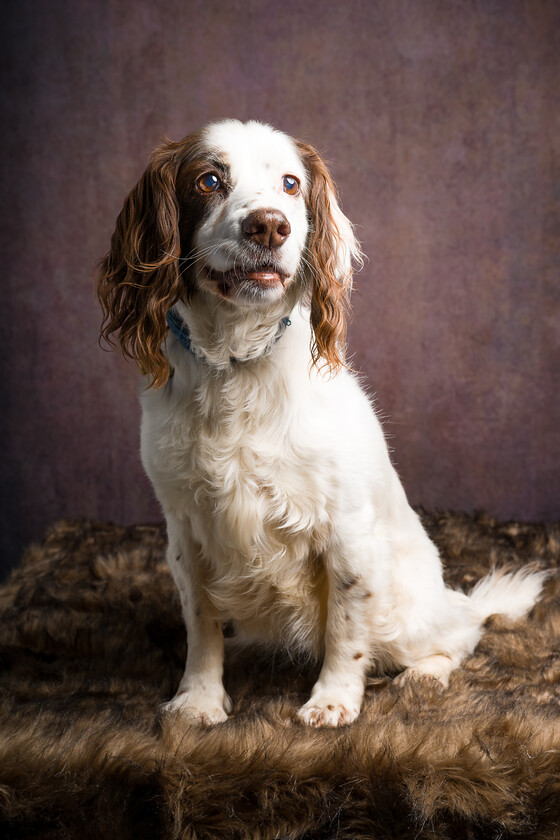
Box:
[166,308,196,355]
[166,309,291,364]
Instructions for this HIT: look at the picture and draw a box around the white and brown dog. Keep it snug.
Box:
[98,119,546,727]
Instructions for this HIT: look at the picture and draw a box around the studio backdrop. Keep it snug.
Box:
[1,0,559,576]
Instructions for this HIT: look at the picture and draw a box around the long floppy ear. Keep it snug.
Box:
[296,140,363,373]
[97,141,184,388]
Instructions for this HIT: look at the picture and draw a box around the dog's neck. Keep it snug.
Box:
[170,287,300,370]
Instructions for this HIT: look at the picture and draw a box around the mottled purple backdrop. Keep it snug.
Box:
[1,0,559,575]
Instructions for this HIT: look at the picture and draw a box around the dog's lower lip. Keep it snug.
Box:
[244,270,283,288]
[209,267,285,290]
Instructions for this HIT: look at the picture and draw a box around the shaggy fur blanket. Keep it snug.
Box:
[0,512,558,840]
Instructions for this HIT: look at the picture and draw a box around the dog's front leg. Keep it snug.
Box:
[160,522,232,725]
[298,537,377,728]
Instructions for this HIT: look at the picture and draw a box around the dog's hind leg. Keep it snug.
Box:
[393,653,459,688]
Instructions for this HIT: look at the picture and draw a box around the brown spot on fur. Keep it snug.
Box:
[353,652,364,660]
[340,575,360,590]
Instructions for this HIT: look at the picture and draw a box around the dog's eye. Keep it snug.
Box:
[197,173,221,193]
[282,175,300,196]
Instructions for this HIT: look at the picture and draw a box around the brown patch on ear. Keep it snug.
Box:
[97,132,204,388]
[295,140,354,374]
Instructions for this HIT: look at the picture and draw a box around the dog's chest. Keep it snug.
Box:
[192,431,329,562]
[153,376,332,562]
[157,388,330,639]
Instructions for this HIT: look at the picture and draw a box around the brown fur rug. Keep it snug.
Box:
[0,512,559,840]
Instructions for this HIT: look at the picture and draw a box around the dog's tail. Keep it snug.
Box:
[468,566,549,622]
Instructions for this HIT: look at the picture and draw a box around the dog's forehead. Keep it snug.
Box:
[203,120,306,184]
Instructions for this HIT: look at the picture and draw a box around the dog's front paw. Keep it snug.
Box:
[297,692,361,728]
[160,687,232,725]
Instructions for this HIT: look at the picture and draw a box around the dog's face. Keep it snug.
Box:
[184,121,310,306]
[98,120,361,386]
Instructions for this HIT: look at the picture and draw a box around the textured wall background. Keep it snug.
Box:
[1,0,559,575]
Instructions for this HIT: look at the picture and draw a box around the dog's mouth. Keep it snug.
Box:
[207,265,287,299]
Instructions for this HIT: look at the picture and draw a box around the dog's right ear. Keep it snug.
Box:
[97,141,184,388]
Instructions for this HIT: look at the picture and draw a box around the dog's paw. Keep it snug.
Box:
[160,687,232,725]
[393,654,456,688]
[393,669,445,689]
[297,692,361,727]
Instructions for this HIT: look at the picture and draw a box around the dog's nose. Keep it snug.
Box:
[241,209,291,248]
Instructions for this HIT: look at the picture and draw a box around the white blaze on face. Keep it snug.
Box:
[193,120,310,303]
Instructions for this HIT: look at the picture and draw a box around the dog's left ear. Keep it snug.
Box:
[296,140,363,372]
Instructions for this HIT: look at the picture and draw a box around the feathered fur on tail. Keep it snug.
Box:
[468,567,549,622]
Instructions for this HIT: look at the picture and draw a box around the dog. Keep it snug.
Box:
[98,119,547,727]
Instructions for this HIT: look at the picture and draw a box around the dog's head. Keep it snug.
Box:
[98,120,362,386]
